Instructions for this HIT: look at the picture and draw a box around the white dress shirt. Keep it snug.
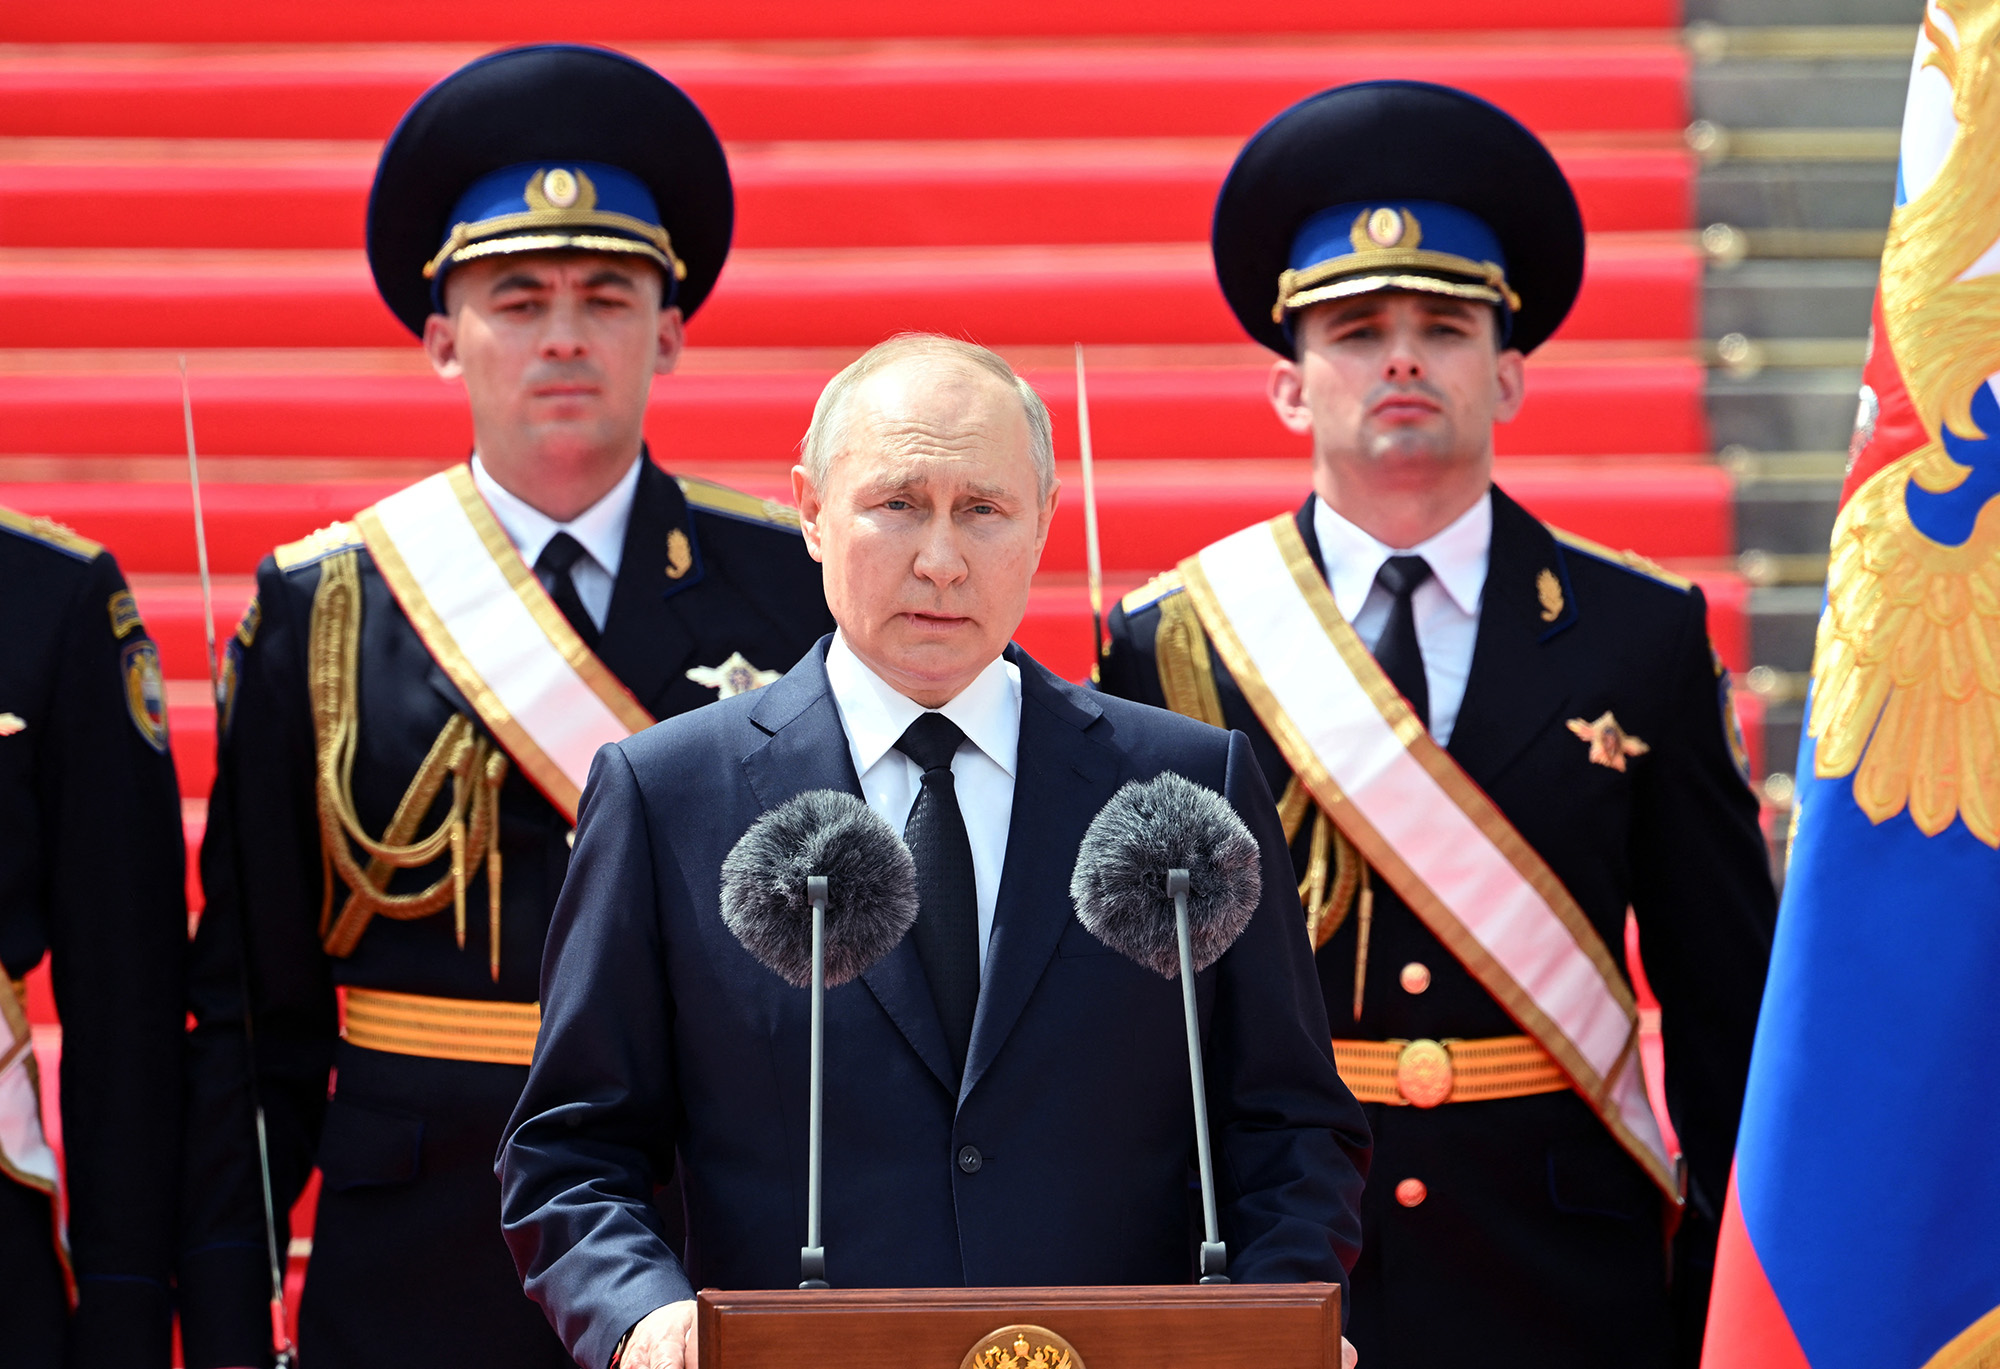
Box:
[470,453,642,632]
[1312,492,1491,747]
[824,632,1021,976]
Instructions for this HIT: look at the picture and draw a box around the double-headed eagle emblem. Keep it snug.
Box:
[1810,0,2000,847]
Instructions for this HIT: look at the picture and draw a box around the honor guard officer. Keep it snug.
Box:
[177,46,835,1369]
[1,512,187,1369]
[1097,83,1777,1368]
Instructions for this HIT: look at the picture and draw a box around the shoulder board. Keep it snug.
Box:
[0,505,102,561]
[676,476,802,531]
[1549,526,1693,593]
[1120,569,1186,615]
[274,520,362,571]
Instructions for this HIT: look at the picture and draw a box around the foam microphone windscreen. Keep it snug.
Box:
[1069,772,1263,978]
[719,790,920,988]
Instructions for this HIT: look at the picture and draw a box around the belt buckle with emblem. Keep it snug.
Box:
[1395,1038,1454,1108]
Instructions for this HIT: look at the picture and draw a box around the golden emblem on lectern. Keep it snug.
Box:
[960,1324,1084,1369]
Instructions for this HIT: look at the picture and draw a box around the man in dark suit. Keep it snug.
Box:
[1097,84,1775,1369]
[1,512,186,1368]
[499,334,1370,1369]
[177,47,834,1369]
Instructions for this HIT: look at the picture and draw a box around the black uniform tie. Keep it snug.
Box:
[896,712,980,1077]
[1372,554,1434,730]
[535,532,601,650]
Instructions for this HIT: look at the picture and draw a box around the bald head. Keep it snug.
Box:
[791,335,1061,708]
[800,335,1055,501]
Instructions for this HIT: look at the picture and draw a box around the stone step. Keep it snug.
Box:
[1703,258,1878,338]
[1708,366,1864,451]
[1684,0,1925,25]
[1697,156,1895,230]
[1692,57,1908,127]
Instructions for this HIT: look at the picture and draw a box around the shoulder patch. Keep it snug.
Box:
[676,476,802,531]
[1548,526,1693,592]
[108,588,144,638]
[274,520,362,571]
[0,505,103,562]
[234,596,262,649]
[122,640,170,753]
[1120,570,1186,616]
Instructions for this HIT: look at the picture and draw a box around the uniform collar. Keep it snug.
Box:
[469,451,642,580]
[1312,489,1492,621]
[824,630,1021,780]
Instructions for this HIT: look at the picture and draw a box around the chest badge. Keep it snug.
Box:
[0,712,25,737]
[1567,711,1649,772]
[687,651,781,699]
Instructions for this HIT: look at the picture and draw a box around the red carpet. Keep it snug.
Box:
[0,1,1679,45]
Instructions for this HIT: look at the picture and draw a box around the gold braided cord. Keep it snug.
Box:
[308,551,510,959]
[1809,0,2000,848]
[1152,590,1228,730]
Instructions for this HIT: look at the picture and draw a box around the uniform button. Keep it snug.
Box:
[1394,1177,1428,1208]
[1399,962,1432,994]
[957,1145,983,1174]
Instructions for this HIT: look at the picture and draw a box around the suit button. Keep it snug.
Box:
[1399,962,1431,994]
[1395,1177,1428,1208]
[957,1145,983,1174]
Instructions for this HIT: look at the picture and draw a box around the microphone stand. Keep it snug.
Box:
[1168,869,1229,1284]
[799,875,830,1289]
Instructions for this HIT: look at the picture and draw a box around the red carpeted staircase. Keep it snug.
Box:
[2,0,1716,1343]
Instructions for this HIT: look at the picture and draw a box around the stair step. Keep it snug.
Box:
[0,39,1689,142]
[1698,159,1895,230]
[0,134,1690,247]
[1707,366,1864,453]
[0,236,1699,350]
[0,345,1710,462]
[0,1,1679,46]
[1702,258,1878,339]
[1691,56,1909,128]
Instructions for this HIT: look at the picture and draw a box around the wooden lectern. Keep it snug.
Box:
[697,1283,1341,1368]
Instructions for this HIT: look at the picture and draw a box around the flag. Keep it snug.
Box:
[1702,4,2000,1366]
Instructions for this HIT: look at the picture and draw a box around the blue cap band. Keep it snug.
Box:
[1277,199,1518,343]
[425,160,682,312]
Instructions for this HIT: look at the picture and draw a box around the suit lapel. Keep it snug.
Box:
[595,457,701,713]
[1446,486,1576,789]
[742,645,960,1094]
[960,648,1122,1103]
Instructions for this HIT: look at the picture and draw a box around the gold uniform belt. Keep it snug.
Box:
[1332,1034,1570,1108]
[341,987,540,1067]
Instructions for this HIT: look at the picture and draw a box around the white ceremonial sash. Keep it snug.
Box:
[0,975,69,1292]
[1180,515,1676,1198]
[354,466,653,823]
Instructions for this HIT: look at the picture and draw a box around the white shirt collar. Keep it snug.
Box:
[824,631,1021,780]
[1312,491,1492,622]
[468,452,641,579]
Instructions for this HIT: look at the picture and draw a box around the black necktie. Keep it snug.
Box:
[896,712,980,1077]
[1373,555,1434,730]
[535,532,601,650]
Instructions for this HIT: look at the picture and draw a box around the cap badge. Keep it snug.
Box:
[1567,711,1650,772]
[687,651,781,700]
[527,166,594,214]
[1355,207,1421,252]
[1536,568,1565,623]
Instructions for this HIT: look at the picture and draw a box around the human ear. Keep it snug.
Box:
[1491,349,1527,424]
[422,311,463,381]
[792,464,827,563]
[1267,358,1313,436]
[655,305,686,376]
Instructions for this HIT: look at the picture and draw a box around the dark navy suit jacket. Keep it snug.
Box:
[499,639,1370,1369]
